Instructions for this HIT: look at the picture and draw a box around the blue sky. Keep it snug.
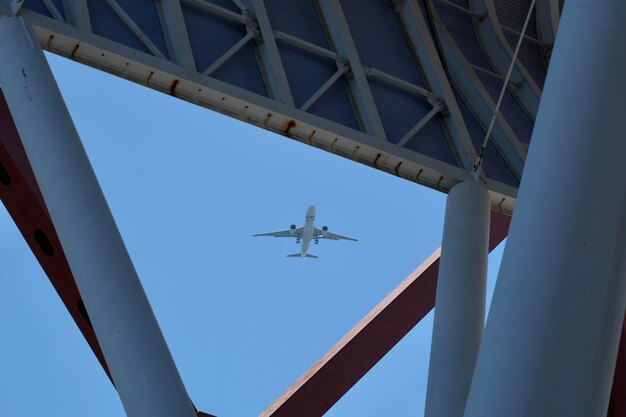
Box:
[0,52,505,417]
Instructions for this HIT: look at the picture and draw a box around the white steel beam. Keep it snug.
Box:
[41,0,64,21]
[300,62,348,111]
[395,0,477,171]
[464,2,626,416]
[425,181,490,417]
[428,0,527,181]
[182,0,246,24]
[244,0,295,105]
[102,0,166,59]
[0,16,197,417]
[535,0,560,64]
[468,0,541,117]
[62,0,91,31]
[314,0,388,140]
[364,65,437,101]
[274,30,339,61]
[157,0,196,70]
[202,29,258,75]
[397,104,442,148]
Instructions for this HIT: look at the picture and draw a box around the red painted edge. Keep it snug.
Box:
[261,211,511,417]
[0,90,112,380]
[1,91,217,416]
[608,319,626,417]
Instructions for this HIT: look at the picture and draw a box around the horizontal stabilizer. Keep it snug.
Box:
[287,253,319,259]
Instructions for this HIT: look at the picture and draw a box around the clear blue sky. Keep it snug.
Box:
[0,53,505,417]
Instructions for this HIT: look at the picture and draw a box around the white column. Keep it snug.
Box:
[0,17,197,417]
[463,1,626,417]
[425,180,490,417]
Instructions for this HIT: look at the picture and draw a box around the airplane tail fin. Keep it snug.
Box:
[287,253,319,259]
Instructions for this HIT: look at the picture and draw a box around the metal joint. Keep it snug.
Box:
[243,10,260,35]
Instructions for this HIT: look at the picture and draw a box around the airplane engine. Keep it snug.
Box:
[322,225,328,237]
[290,224,296,235]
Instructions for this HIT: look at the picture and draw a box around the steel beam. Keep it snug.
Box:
[273,30,340,61]
[425,181,490,417]
[0,89,111,379]
[314,0,388,140]
[157,0,196,70]
[535,0,560,64]
[102,0,166,59]
[41,0,64,22]
[468,0,541,117]
[463,2,626,416]
[0,87,214,417]
[261,211,510,417]
[427,0,527,181]
[394,0,477,171]
[61,0,92,31]
[0,16,195,417]
[182,0,246,24]
[243,0,295,106]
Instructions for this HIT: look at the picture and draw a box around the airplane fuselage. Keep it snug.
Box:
[300,205,316,256]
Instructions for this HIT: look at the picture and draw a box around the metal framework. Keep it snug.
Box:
[0,0,560,214]
[2,0,626,416]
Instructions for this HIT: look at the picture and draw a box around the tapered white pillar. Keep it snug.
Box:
[463,2,626,417]
[425,181,490,417]
[0,17,197,417]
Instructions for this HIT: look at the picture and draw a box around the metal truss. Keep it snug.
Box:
[0,0,547,214]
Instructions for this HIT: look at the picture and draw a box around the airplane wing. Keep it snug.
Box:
[254,228,302,238]
[314,228,357,241]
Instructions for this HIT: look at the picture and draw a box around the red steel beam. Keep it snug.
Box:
[261,211,511,417]
[0,90,111,379]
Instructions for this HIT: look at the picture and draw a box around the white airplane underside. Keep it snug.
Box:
[254,205,357,258]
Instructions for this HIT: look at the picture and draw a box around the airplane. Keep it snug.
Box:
[253,205,357,258]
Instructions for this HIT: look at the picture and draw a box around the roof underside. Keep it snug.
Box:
[7,0,563,215]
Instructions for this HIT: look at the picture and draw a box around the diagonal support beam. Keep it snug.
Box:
[394,0,476,171]
[314,0,388,140]
[300,62,348,111]
[397,104,443,147]
[0,86,215,417]
[203,29,258,76]
[243,0,295,106]
[427,1,527,181]
[261,211,511,417]
[102,0,166,59]
[157,0,196,70]
[41,0,65,22]
[0,90,112,380]
[62,0,91,31]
